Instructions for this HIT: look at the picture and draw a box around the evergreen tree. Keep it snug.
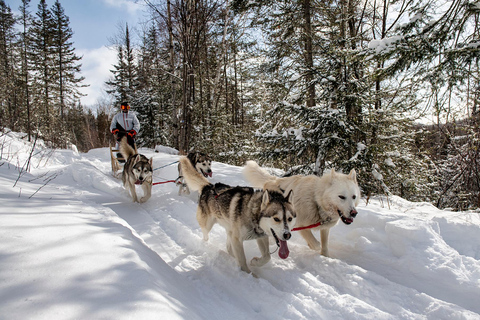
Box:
[50,0,85,122]
[134,23,170,148]
[29,0,56,141]
[0,0,17,130]
[18,0,33,140]
[106,23,137,105]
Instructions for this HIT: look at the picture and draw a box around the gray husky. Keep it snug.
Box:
[179,156,296,274]
[119,137,153,203]
[243,161,360,257]
[177,151,212,195]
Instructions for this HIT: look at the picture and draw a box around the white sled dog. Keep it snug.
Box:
[177,151,213,195]
[179,156,296,274]
[119,137,153,203]
[243,161,360,257]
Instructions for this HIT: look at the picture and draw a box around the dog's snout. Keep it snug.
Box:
[350,209,358,217]
[283,231,291,240]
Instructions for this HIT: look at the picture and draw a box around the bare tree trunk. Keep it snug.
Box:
[303,0,315,108]
[167,0,179,150]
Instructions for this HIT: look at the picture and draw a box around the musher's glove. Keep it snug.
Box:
[128,130,137,137]
[112,129,119,135]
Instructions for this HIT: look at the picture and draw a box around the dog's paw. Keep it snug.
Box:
[250,256,270,267]
[307,242,322,251]
[139,196,150,203]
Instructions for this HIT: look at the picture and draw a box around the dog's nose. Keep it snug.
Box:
[350,209,358,218]
[283,231,291,240]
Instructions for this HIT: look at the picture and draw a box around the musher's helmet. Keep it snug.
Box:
[121,101,130,112]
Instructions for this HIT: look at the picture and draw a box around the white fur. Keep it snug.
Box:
[243,161,360,257]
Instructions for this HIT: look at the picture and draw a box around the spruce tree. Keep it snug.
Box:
[106,23,137,106]
[0,0,17,130]
[29,0,55,141]
[50,0,85,122]
[18,0,33,140]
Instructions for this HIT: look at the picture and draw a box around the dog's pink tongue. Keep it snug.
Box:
[278,240,289,259]
[208,172,213,177]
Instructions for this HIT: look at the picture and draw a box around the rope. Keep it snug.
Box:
[291,221,323,232]
[153,160,179,171]
[152,180,178,186]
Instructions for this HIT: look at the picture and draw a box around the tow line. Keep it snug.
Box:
[151,160,181,186]
[153,160,179,171]
[291,221,323,232]
[153,179,178,186]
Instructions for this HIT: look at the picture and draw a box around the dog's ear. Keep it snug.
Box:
[285,189,294,203]
[348,169,357,182]
[330,168,337,177]
[262,190,271,205]
[133,154,141,164]
[149,157,153,166]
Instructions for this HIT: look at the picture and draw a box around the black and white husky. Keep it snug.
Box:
[177,151,212,195]
[179,156,296,275]
[119,137,153,203]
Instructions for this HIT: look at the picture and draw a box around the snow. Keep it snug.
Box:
[368,36,403,54]
[1,130,480,320]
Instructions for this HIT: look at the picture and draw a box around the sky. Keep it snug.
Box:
[8,0,147,107]
[1,129,480,319]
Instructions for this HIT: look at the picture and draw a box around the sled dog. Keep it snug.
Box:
[178,151,213,195]
[119,137,153,203]
[179,156,296,274]
[243,161,360,257]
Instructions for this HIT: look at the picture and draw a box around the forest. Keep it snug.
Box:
[0,0,479,210]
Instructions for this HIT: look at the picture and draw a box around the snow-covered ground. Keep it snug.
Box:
[1,130,479,320]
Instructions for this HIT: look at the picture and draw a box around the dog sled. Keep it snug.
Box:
[109,142,125,177]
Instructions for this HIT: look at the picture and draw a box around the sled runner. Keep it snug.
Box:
[109,142,124,176]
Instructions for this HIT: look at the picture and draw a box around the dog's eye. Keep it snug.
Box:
[274,217,281,222]
[339,195,346,200]
[288,217,293,222]
[352,195,356,199]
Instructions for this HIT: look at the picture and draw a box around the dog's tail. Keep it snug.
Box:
[179,156,211,192]
[243,160,277,189]
[119,136,136,160]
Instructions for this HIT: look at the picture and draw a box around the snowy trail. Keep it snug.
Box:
[1,132,479,320]
[67,147,480,319]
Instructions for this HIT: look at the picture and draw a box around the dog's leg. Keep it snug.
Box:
[140,183,152,203]
[226,232,234,257]
[128,182,139,202]
[178,177,187,195]
[320,228,330,257]
[299,229,321,252]
[250,237,271,267]
[231,236,251,273]
[196,208,215,241]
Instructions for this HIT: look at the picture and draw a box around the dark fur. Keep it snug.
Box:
[119,137,153,203]
[179,156,296,274]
